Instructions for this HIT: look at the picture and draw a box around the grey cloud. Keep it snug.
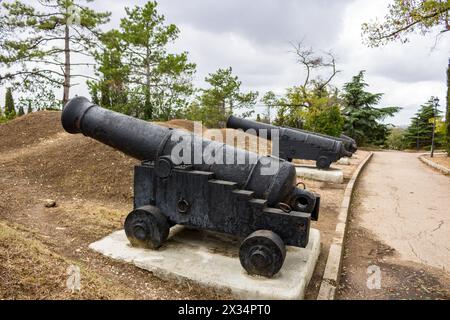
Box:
[373,52,449,83]
[150,0,354,48]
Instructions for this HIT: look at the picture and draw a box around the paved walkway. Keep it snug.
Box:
[338,151,450,299]
[356,151,450,270]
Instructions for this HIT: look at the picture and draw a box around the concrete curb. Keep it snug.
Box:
[419,154,450,175]
[316,152,374,300]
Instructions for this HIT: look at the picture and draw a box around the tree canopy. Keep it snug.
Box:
[184,67,258,127]
[269,42,344,136]
[88,1,196,120]
[362,0,450,47]
[405,97,444,149]
[0,0,110,106]
[341,71,401,145]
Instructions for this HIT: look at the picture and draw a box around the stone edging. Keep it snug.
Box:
[419,154,450,175]
[316,152,374,300]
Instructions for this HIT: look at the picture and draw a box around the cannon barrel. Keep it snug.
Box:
[62,97,316,211]
[226,115,353,158]
[339,134,358,153]
[289,128,357,154]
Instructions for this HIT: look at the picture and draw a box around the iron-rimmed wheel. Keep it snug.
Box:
[316,156,331,170]
[124,205,169,249]
[239,230,286,277]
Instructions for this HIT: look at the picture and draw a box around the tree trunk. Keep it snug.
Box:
[63,23,71,106]
[144,45,152,120]
[221,100,226,115]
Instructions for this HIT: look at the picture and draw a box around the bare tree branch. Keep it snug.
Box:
[317,51,341,91]
[290,41,340,93]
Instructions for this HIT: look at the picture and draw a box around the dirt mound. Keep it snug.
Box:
[0,111,137,202]
[150,120,272,155]
[152,119,207,133]
[166,119,208,133]
[205,128,272,154]
[0,111,62,153]
[8,134,137,202]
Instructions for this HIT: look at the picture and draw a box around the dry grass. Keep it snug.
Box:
[424,154,450,171]
[0,222,137,300]
[0,111,62,153]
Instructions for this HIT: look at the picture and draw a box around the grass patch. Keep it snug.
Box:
[0,221,137,300]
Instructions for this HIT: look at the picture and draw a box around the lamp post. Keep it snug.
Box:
[416,116,420,151]
[430,97,439,158]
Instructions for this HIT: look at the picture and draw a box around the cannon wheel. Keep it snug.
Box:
[316,156,331,170]
[239,230,286,277]
[124,205,170,249]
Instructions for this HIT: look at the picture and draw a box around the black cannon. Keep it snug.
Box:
[61,97,321,277]
[226,115,354,169]
[290,128,357,155]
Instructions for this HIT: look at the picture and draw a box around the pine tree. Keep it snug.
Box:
[27,101,32,114]
[87,30,129,113]
[119,1,196,120]
[0,0,110,106]
[198,67,258,127]
[341,71,400,145]
[405,98,443,149]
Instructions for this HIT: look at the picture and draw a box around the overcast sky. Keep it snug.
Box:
[4,0,450,126]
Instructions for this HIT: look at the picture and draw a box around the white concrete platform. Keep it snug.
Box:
[337,157,350,165]
[89,227,321,300]
[295,165,344,183]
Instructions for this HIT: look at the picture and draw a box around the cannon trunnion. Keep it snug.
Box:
[61,97,321,277]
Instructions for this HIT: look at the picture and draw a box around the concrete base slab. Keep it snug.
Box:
[337,157,350,165]
[89,227,321,300]
[295,165,344,183]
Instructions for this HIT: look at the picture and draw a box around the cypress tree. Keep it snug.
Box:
[18,105,25,116]
[5,88,16,117]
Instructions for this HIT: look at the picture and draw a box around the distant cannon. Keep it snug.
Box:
[290,128,357,155]
[226,115,354,169]
[61,97,321,277]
